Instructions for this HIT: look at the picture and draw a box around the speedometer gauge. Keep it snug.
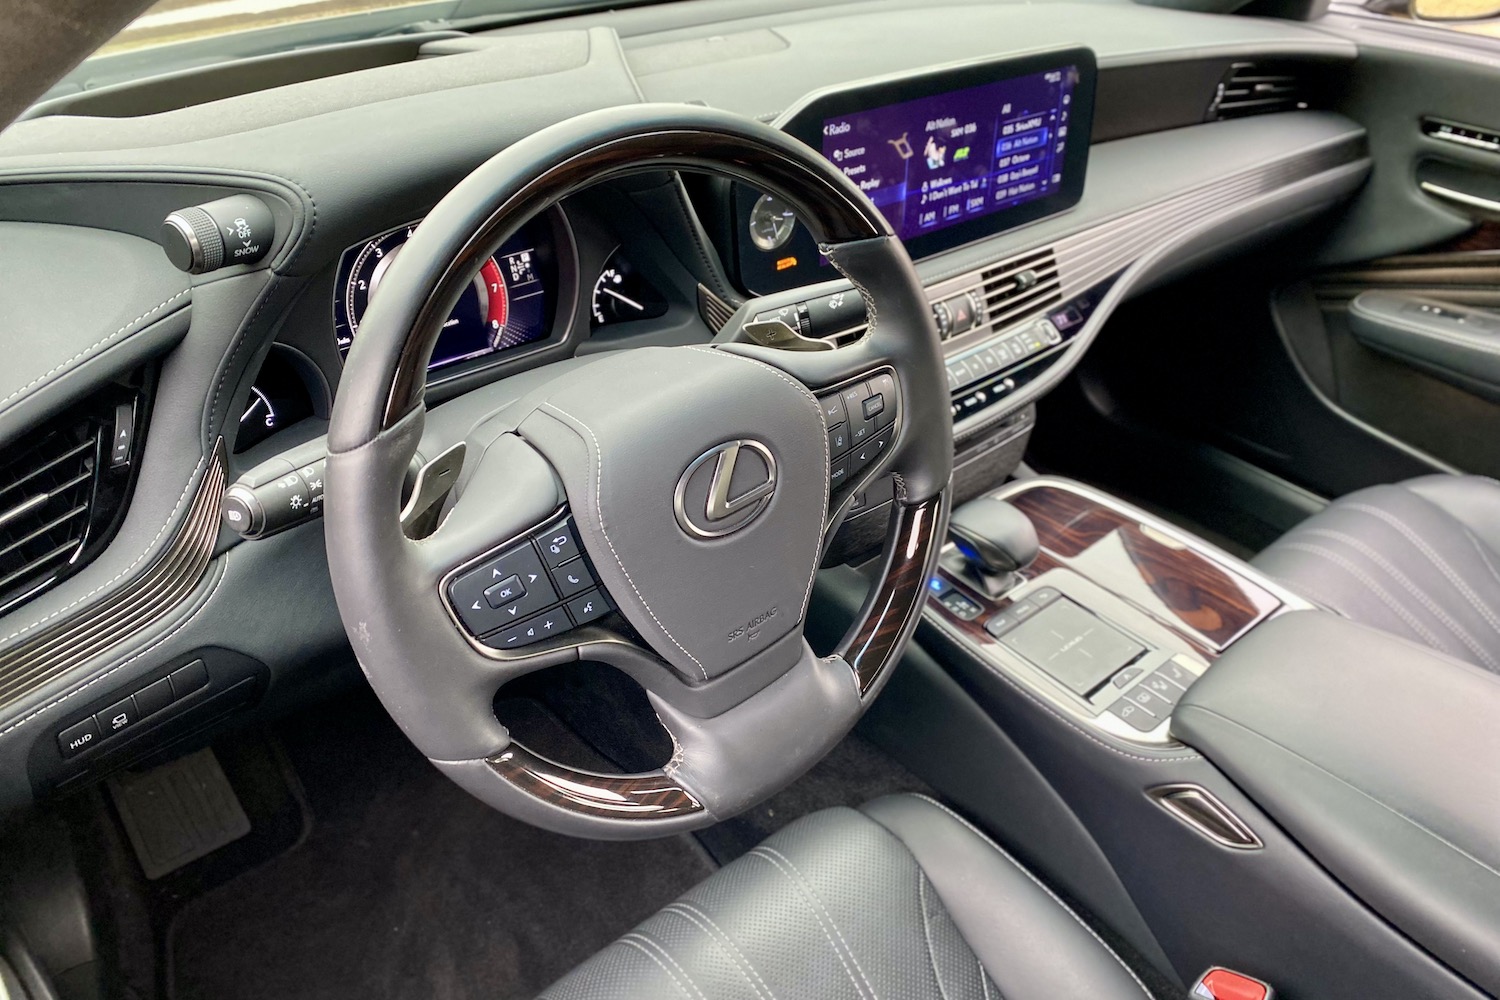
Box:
[333,215,557,374]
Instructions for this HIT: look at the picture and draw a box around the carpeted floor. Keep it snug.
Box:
[165,691,929,1000]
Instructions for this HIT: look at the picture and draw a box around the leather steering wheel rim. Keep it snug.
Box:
[325,104,952,839]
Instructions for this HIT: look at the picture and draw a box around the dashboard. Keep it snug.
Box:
[0,0,1397,814]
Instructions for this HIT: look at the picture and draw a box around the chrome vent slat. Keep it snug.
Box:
[0,439,94,502]
[0,505,89,564]
[978,246,1063,333]
[0,447,224,708]
[1214,62,1309,121]
[0,421,100,612]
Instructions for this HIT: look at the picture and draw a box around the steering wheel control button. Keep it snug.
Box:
[867,373,898,428]
[58,718,101,759]
[534,521,580,568]
[828,424,849,457]
[817,393,847,427]
[804,289,868,338]
[484,575,526,608]
[486,608,570,650]
[551,558,596,599]
[847,428,892,476]
[861,393,885,422]
[169,659,209,698]
[95,696,140,737]
[829,457,850,490]
[566,590,610,626]
[451,545,557,634]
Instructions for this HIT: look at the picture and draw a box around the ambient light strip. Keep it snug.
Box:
[0,447,226,709]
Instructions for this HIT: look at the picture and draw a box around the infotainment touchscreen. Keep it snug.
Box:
[819,67,1080,243]
[737,48,1096,294]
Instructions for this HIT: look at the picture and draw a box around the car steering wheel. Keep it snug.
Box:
[324,105,952,840]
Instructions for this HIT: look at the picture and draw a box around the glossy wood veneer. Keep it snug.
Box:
[933,483,1281,660]
[488,742,703,820]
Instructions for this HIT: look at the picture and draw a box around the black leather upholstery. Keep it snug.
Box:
[1173,610,1500,996]
[539,795,1149,1000]
[1254,474,1500,672]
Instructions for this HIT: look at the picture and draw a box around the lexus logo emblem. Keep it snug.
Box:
[674,439,778,538]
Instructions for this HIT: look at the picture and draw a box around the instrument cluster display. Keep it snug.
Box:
[334,215,557,374]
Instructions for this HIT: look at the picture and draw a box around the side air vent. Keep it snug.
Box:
[1210,62,1309,120]
[982,248,1062,332]
[0,382,148,615]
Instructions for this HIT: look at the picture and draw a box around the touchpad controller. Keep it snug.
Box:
[992,598,1145,696]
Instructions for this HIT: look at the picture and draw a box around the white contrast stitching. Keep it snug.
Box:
[540,402,708,679]
[820,244,879,346]
[749,846,876,1000]
[617,937,696,1000]
[1277,542,1459,658]
[922,614,1202,764]
[1349,499,1500,635]
[0,559,225,736]
[623,933,709,1000]
[0,290,189,411]
[911,795,1153,1000]
[0,456,209,646]
[664,903,778,1000]
[916,872,953,1000]
[1301,527,1499,666]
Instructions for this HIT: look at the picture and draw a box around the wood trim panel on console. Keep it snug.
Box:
[931,482,1282,660]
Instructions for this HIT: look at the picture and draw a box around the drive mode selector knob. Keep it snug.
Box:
[160,194,274,273]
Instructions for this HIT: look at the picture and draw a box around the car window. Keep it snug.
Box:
[1344,0,1500,38]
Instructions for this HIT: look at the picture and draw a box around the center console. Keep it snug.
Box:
[923,478,1312,744]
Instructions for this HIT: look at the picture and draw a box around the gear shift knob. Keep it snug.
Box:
[949,496,1039,576]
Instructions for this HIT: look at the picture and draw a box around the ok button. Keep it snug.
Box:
[484,575,526,608]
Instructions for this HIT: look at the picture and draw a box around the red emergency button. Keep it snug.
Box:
[1193,968,1272,1000]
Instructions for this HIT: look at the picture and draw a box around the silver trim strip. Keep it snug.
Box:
[0,445,227,709]
[1149,783,1264,849]
[1419,181,1500,215]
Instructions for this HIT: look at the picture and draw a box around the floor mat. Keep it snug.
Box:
[166,693,716,1000]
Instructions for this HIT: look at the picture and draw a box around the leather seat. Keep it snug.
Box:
[540,795,1150,999]
[1254,474,1500,673]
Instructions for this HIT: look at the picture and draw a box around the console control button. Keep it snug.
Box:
[95,696,139,737]
[1120,685,1173,719]
[1109,701,1160,733]
[58,718,101,758]
[134,677,174,717]
[1142,673,1185,704]
[551,558,596,599]
[985,610,1020,637]
[937,590,982,620]
[1030,587,1061,605]
[1010,598,1041,621]
[534,522,581,568]
[169,659,209,697]
[566,590,610,626]
[1156,660,1197,690]
[1112,666,1144,688]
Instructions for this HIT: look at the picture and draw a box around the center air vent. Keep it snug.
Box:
[982,248,1062,332]
[1210,62,1309,120]
[0,383,147,616]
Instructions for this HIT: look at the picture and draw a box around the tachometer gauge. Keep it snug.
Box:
[590,251,668,328]
[333,216,556,374]
[747,194,797,251]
